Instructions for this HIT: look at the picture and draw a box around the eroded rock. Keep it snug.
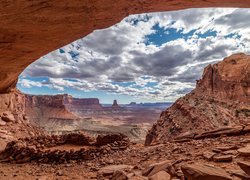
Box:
[237,161,250,175]
[145,54,250,145]
[181,164,232,180]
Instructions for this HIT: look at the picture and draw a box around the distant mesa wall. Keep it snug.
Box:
[65,97,103,110]
[25,94,68,108]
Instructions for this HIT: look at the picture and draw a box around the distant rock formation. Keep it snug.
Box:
[112,100,120,109]
[65,97,103,110]
[25,94,78,123]
[145,53,250,146]
[129,102,137,105]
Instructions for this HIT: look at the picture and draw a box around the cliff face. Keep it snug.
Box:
[65,97,103,110]
[0,90,44,150]
[196,53,250,102]
[1,0,250,93]
[0,89,26,120]
[25,94,78,123]
[145,53,250,145]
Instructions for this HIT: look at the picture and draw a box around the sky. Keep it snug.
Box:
[17,8,250,104]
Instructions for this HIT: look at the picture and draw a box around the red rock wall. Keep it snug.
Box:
[25,94,78,121]
[145,54,250,145]
[196,53,250,102]
[1,0,250,93]
[65,97,103,110]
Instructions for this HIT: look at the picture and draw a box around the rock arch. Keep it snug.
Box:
[1,0,250,93]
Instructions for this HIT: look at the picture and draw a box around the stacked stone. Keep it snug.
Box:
[0,133,130,164]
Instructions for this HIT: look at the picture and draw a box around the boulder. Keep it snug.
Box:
[238,146,250,156]
[149,171,171,180]
[237,161,250,175]
[98,165,133,176]
[194,126,244,140]
[95,134,127,147]
[142,160,171,177]
[181,164,232,180]
[230,170,250,180]
[213,155,233,162]
[112,171,128,180]
[128,174,147,180]
[203,151,216,161]
[214,146,238,151]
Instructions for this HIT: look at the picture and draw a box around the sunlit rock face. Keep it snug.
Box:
[196,53,250,102]
[145,53,250,146]
[0,89,26,122]
[25,94,77,122]
[0,90,44,150]
[1,0,250,93]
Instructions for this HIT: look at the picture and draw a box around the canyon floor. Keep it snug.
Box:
[1,133,250,179]
[33,106,169,143]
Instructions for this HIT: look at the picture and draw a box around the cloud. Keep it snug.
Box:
[18,8,250,102]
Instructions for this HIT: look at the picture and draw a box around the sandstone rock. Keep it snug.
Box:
[194,126,244,140]
[142,160,171,177]
[222,150,238,155]
[98,165,133,176]
[230,170,250,180]
[95,134,128,147]
[128,174,147,180]
[149,171,171,180]
[112,171,128,180]
[65,97,103,110]
[112,100,121,109]
[215,146,238,151]
[238,146,250,156]
[213,155,233,162]
[56,170,63,176]
[181,164,232,180]
[1,112,15,122]
[203,151,216,161]
[237,161,250,175]
[0,119,6,126]
[25,94,78,123]
[175,131,196,140]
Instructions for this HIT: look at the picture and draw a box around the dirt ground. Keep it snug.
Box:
[1,133,250,180]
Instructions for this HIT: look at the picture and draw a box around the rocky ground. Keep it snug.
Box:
[1,132,250,179]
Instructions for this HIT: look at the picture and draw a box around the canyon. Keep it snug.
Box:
[1,0,250,94]
[24,93,168,143]
[0,1,250,180]
[0,53,249,180]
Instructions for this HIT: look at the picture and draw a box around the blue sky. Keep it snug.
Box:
[18,8,250,104]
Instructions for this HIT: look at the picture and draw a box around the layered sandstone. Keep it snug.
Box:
[1,0,250,93]
[25,94,77,122]
[145,53,250,146]
[0,90,44,150]
[65,97,103,110]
